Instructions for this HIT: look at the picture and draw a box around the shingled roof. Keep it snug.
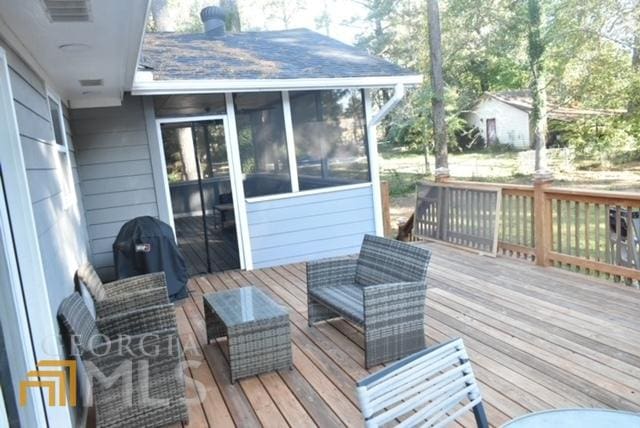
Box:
[140,28,416,81]
[484,90,623,120]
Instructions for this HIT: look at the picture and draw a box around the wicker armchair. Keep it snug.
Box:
[77,262,169,318]
[307,234,431,368]
[57,292,188,428]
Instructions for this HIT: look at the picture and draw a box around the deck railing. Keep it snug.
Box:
[394,180,640,285]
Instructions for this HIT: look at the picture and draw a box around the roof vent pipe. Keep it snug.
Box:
[200,6,226,37]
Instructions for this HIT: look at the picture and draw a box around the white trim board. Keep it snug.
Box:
[132,74,423,95]
[245,182,373,204]
[0,47,72,428]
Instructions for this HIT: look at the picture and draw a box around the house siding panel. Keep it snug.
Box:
[2,42,90,321]
[72,95,160,279]
[246,185,376,268]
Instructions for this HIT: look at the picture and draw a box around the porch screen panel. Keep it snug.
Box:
[234,92,291,198]
[289,89,370,191]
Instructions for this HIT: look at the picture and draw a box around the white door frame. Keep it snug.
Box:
[154,114,250,270]
[0,48,71,427]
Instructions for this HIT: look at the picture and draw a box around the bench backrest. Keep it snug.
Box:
[356,338,488,428]
[355,234,431,286]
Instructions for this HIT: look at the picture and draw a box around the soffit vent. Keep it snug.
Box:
[79,79,103,87]
[42,0,91,23]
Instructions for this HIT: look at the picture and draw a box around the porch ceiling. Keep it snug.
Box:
[0,0,149,108]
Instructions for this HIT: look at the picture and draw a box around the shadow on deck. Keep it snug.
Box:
[173,241,640,428]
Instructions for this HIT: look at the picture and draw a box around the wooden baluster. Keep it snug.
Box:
[626,206,635,273]
[530,196,535,251]
[509,195,518,247]
[615,206,622,281]
[574,201,580,268]
[556,199,562,266]
[584,203,590,274]
[594,204,600,262]
[515,195,521,255]
[604,205,611,278]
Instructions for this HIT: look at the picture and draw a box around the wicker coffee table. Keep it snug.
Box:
[204,286,292,383]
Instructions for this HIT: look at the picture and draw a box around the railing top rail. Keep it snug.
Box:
[420,180,529,192]
[545,187,640,206]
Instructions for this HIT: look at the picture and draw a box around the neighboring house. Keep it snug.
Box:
[0,2,418,426]
[465,90,621,149]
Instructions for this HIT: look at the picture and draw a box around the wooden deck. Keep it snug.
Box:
[174,241,640,428]
[174,215,240,275]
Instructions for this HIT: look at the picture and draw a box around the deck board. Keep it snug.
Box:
[175,241,640,427]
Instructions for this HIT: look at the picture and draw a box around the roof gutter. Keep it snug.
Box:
[131,72,422,95]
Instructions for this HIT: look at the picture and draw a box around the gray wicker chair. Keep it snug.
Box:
[57,292,188,428]
[307,234,431,368]
[77,262,169,318]
[356,338,488,428]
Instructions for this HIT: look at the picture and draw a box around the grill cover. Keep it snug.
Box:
[113,216,188,301]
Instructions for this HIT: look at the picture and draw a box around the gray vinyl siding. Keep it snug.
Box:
[72,95,159,279]
[2,41,90,319]
[246,185,376,268]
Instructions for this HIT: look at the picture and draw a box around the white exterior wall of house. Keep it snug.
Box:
[72,95,163,280]
[0,39,90,427]
[467,97,531,149]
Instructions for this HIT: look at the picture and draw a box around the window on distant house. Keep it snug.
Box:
[289,89,370,191]
[234,92,292,198]
[47,94,74,208]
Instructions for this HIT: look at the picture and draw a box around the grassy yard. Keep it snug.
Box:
[379,144,640,230]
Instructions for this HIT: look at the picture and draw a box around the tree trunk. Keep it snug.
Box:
[527,0,551,179]
[628,6,640,114]
[426,0,449,179]
[221,0,242,32]
[150,0,175,32]
[178,128,198,182]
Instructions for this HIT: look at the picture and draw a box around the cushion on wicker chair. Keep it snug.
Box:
[57,292,104,353]
[77,262,107,301]
[308,283,364,323]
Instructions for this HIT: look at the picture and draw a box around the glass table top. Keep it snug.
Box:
[204,286,287,327]
[502,408,640,428]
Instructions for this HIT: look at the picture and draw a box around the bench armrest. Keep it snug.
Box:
[362,281,427,322]
[307,257,357,290]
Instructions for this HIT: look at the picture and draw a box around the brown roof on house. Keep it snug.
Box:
[484,90,624,121]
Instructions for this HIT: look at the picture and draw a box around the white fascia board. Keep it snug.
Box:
[131,74,423,95]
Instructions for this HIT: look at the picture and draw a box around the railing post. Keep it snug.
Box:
[380,181,392,238]
[533,176,553,266]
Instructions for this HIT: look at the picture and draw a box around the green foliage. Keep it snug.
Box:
[551,116,639,161]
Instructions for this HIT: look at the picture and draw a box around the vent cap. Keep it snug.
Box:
[42,0,91,23]
[79,79,103,87]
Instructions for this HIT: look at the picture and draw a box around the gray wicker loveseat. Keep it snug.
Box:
[57,292,188,428]
[307,234,432,368]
